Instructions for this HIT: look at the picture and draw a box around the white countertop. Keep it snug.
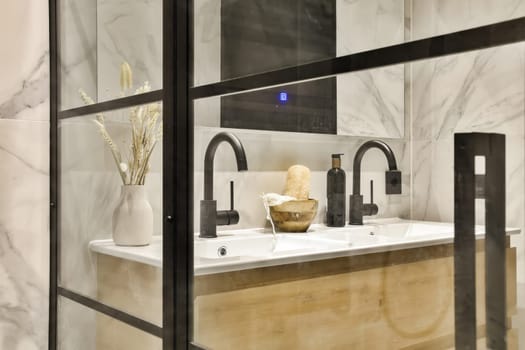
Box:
[90,235,163,268]
[89,218,520,276]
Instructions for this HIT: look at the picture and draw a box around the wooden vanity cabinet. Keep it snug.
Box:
[95,238,517,349]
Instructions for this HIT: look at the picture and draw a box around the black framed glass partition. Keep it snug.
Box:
[50,0,525,349]
[190,3,525,350]
[49,1,191,349]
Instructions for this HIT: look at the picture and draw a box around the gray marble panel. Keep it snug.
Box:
[410,44,525,284]
[59,0,98,110]
[59,116,162,300]
[413,46,525,141]
[337,65,405,138]
[0,119,49,350]
[0,1,49,120]
[194,0,221,86]
[337,0,404,55]
[58,297,96,350]
[0,1,50,349]
[96,0,162,102]
[412,0,525,41]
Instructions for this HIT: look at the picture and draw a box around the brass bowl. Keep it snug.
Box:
[269,199,318,233]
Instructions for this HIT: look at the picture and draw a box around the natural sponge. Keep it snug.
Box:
[283,165,311,200]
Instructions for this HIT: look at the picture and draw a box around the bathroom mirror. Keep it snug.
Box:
[194,0,405,139]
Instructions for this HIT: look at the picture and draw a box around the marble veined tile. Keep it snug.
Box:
[337,0,404,55]
[60,141,162,299]
[58,297,96,350]
[97,0,162,102]
[412,44,525,141]
[411,43,525,229]
[59,114,162,298]
[411,138,525,282]
[195,126,409,172]
[0,120,49,350]
[194,0,221,86]
[412,0,525,40]
[337,65,405,138]
[0,1,49,121]
[59,0,97,110]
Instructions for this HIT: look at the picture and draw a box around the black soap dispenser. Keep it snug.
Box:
[327,154,346,227]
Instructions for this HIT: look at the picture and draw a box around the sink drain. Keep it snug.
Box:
[217,246,228,257]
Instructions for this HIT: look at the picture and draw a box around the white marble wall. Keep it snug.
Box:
[337,64,405,138]
[59,116,162,300]
[60,0,162,109]
[97,0,162,102]
[411,0,525,41]
[410,1,525,287]
[56,1,164,347]
[57,0,163,312]
[336,0,405,138]
[59,0,97,110]
[0,1,49,349]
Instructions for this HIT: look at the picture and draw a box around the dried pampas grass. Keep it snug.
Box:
[79,62,162,185]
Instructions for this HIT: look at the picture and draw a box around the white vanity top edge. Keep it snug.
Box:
[88,218,520,276]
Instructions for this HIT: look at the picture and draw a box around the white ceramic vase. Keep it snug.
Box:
[112,185,153,246]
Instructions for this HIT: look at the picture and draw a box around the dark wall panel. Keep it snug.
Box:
[220,0,336,134]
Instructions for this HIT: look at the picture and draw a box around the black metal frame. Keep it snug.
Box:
[49,2,525,349]
[59,90,163,119]
[58,287,163,337]
[162,0,194,349]
[48,0,194,349]
[190,17,525,100]
[48,0,58,348]
[454,133,507,349]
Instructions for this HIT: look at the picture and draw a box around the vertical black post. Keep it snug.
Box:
[163,0,192,349]
[484,135,507,349]
[454,133,506,349]
[454,134,477,349]
[49,0,59,348]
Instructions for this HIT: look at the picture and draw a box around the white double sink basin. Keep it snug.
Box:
[89,218,519,275]
[194,219,471,261]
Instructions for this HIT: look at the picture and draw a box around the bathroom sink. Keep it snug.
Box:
[308,230,395,246]
[306,221,454,245]
[194,234,348,259]
[194,234,268,259]
[251,235,349,257]
[370,222,453,239]
[194,220,511,261]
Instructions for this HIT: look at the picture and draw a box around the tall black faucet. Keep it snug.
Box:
[349,140,402,225]
[200,132,248,238]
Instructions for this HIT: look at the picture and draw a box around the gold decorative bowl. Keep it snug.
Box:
[269,199,318,232]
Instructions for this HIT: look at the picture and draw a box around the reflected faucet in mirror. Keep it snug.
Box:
[349,140,402,225]
[200,132,248,238]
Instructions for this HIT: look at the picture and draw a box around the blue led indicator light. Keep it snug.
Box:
[279,92,288,102]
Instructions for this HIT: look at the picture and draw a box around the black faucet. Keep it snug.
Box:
[349,140,402,225]
[200,132,248,238]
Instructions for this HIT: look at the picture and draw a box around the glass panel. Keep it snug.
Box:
[411,0,525,41]
[59,0,162,110]
[194,63,406,139]
[58,102,163,327]
[192,40,525,349]
[59,0,97,110]
[58,296,161,350]
[193,0,525,86]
